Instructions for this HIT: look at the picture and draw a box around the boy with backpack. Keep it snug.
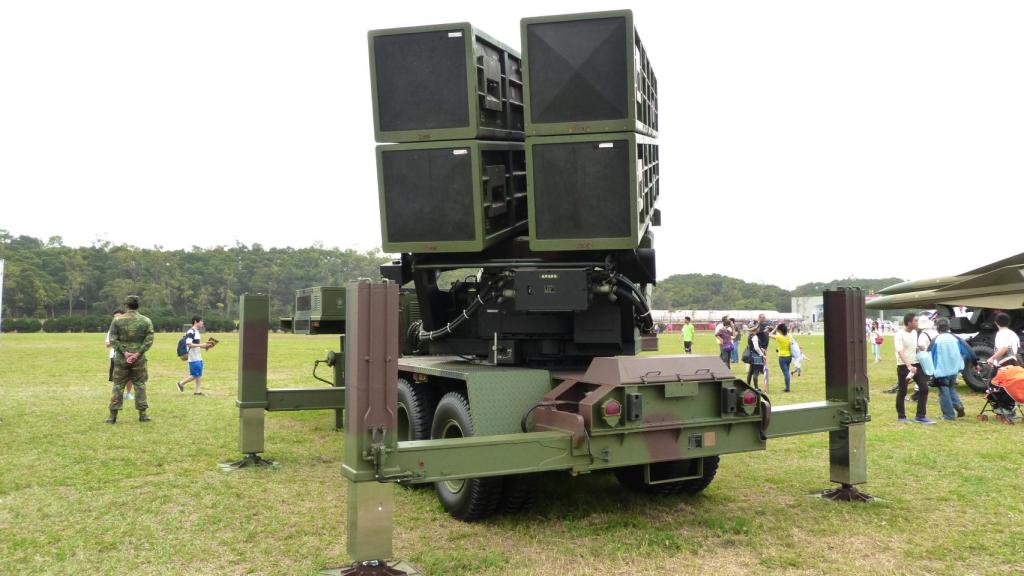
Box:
[176,316,213,395]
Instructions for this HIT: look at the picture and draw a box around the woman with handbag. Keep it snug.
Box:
[745,321,768,388]
[869,321,883,363]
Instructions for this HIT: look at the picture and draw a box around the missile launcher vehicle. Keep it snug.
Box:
[232,10,876,575]
[867,252,1024,391]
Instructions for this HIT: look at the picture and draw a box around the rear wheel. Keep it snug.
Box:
[431,391,503,521]
[962,343,994,392]
[397,378,435,490]
[498,473,540,514]
[397,377,434,442]
[615,456,720,496]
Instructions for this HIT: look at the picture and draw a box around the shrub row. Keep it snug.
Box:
[1,318,44,333]
[1,316,236,333]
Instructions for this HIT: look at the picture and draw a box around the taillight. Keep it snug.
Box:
[742,390,757,406]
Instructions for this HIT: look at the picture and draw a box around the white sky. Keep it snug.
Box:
[1,1,1021,289]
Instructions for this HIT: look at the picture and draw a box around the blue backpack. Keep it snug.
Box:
[176,333,189,361]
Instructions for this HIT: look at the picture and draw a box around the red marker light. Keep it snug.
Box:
[604,400,622,416]
[742,390,757,406]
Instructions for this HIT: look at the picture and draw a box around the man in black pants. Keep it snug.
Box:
[894,312,935,424]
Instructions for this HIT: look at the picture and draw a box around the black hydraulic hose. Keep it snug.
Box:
[619,276,656,334]
[312,359,333,386]
[417,278,504,342]
[613,285,654,333]
[614,274,650,309]
[756,389,773,440]
[417,293,488,342]
[520,400,579,432]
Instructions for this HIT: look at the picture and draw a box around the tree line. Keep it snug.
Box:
[0,231,389,331]
[0,230,904,332]
[651,273,903,311]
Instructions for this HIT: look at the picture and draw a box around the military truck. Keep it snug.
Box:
[867,252,1024,391]
[234,13,874,575]
[275,286,347,335]
[340,10,868,523]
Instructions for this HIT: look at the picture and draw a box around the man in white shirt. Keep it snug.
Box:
[988,312,1020,369]
[176,315,212,395]
[894,312,935,424]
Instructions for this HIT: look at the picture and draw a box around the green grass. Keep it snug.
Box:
[1,331,1023,575]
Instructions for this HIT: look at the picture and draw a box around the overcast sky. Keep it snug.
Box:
[1,1,1021,289]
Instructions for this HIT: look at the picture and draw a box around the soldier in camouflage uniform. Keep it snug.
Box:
[106,295,155,423]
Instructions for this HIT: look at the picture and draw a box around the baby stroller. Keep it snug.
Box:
[978,364,1024,425]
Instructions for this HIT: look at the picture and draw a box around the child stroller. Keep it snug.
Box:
[978,364,1024,425]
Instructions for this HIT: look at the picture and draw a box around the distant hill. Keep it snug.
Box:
[791,277,904,296]
[652,274,792,312]
[652,274,906,312]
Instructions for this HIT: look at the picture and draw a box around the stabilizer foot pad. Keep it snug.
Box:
[320,560,421,576]
[218,453,277,471]
[818,483,874,502]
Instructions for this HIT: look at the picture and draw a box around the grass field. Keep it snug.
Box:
[1,331,1022,576]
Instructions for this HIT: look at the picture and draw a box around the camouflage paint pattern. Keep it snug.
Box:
[107,309,154,412]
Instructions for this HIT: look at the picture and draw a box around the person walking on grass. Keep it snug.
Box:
[746,320,768,388]
[730,317,741,364]
[790,335,807,377]
[894,312,935,424]
[681,317,695,354]
[715,318,734,368]
[105,308,133,400]
[771,323,794,392]
[869,321,883,364]
[105,295,154,424]
[930,318,966,421]
[176,315,212,396]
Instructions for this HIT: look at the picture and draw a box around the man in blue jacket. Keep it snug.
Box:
[930,318,967,421]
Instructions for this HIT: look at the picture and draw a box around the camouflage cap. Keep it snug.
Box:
[124,295,140,307]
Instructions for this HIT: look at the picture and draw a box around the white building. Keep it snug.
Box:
[791,296,824,323]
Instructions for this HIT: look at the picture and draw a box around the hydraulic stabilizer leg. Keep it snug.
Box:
[820,288,873,502]
[322,282,421,576]
[220,294,276,471]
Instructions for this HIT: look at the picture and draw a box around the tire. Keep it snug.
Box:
[498,473,540,514]
[614,456,721,496]
[431,391,503,521]
[962,343,994,393]
[397,377,434,442]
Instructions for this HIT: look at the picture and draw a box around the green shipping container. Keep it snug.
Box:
[293,287,346,335]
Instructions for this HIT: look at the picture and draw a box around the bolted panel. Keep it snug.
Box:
[527,132,658,251]
[381,146,475,244]
[527,17,628,126]
[369,23,524,143]
[378,140,526,253]
[522,10,657,137]
[373,29,469,133]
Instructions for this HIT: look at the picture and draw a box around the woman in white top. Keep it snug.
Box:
[869,321,882,364]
